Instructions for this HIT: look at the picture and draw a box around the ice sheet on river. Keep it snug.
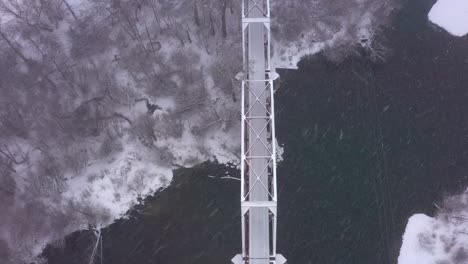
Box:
[429,0,468,37]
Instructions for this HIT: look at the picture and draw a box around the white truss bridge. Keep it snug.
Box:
[232,0,286,263]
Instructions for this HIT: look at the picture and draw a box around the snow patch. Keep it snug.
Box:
[272,42,324,69]
[63,140,172,220]
[429,0,468,37]
[54,20,72,56]
[399,191,468,264]
[275,139,284,163]
[398,214,437,264]
[154,97,176,111]
[66,0,92,17]
[358,12,373,48]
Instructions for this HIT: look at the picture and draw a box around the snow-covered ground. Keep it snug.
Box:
[272,1,397,66]
[398,191,468,264]
[398,214,436,264]
[429,0,468,37]
[0,1,242,262]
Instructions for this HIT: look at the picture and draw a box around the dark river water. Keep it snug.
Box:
[44,0,468,263]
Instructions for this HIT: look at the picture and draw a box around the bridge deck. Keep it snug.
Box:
[247,3,269,264]
[233,1,286,263]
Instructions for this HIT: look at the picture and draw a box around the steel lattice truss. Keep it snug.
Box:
[232,0,286,263]
[243,0,270,19]
[241,80,276,204]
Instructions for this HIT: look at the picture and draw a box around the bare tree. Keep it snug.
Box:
[0,0,65,32]
[61,0,78,21]
[362,26,390,63]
